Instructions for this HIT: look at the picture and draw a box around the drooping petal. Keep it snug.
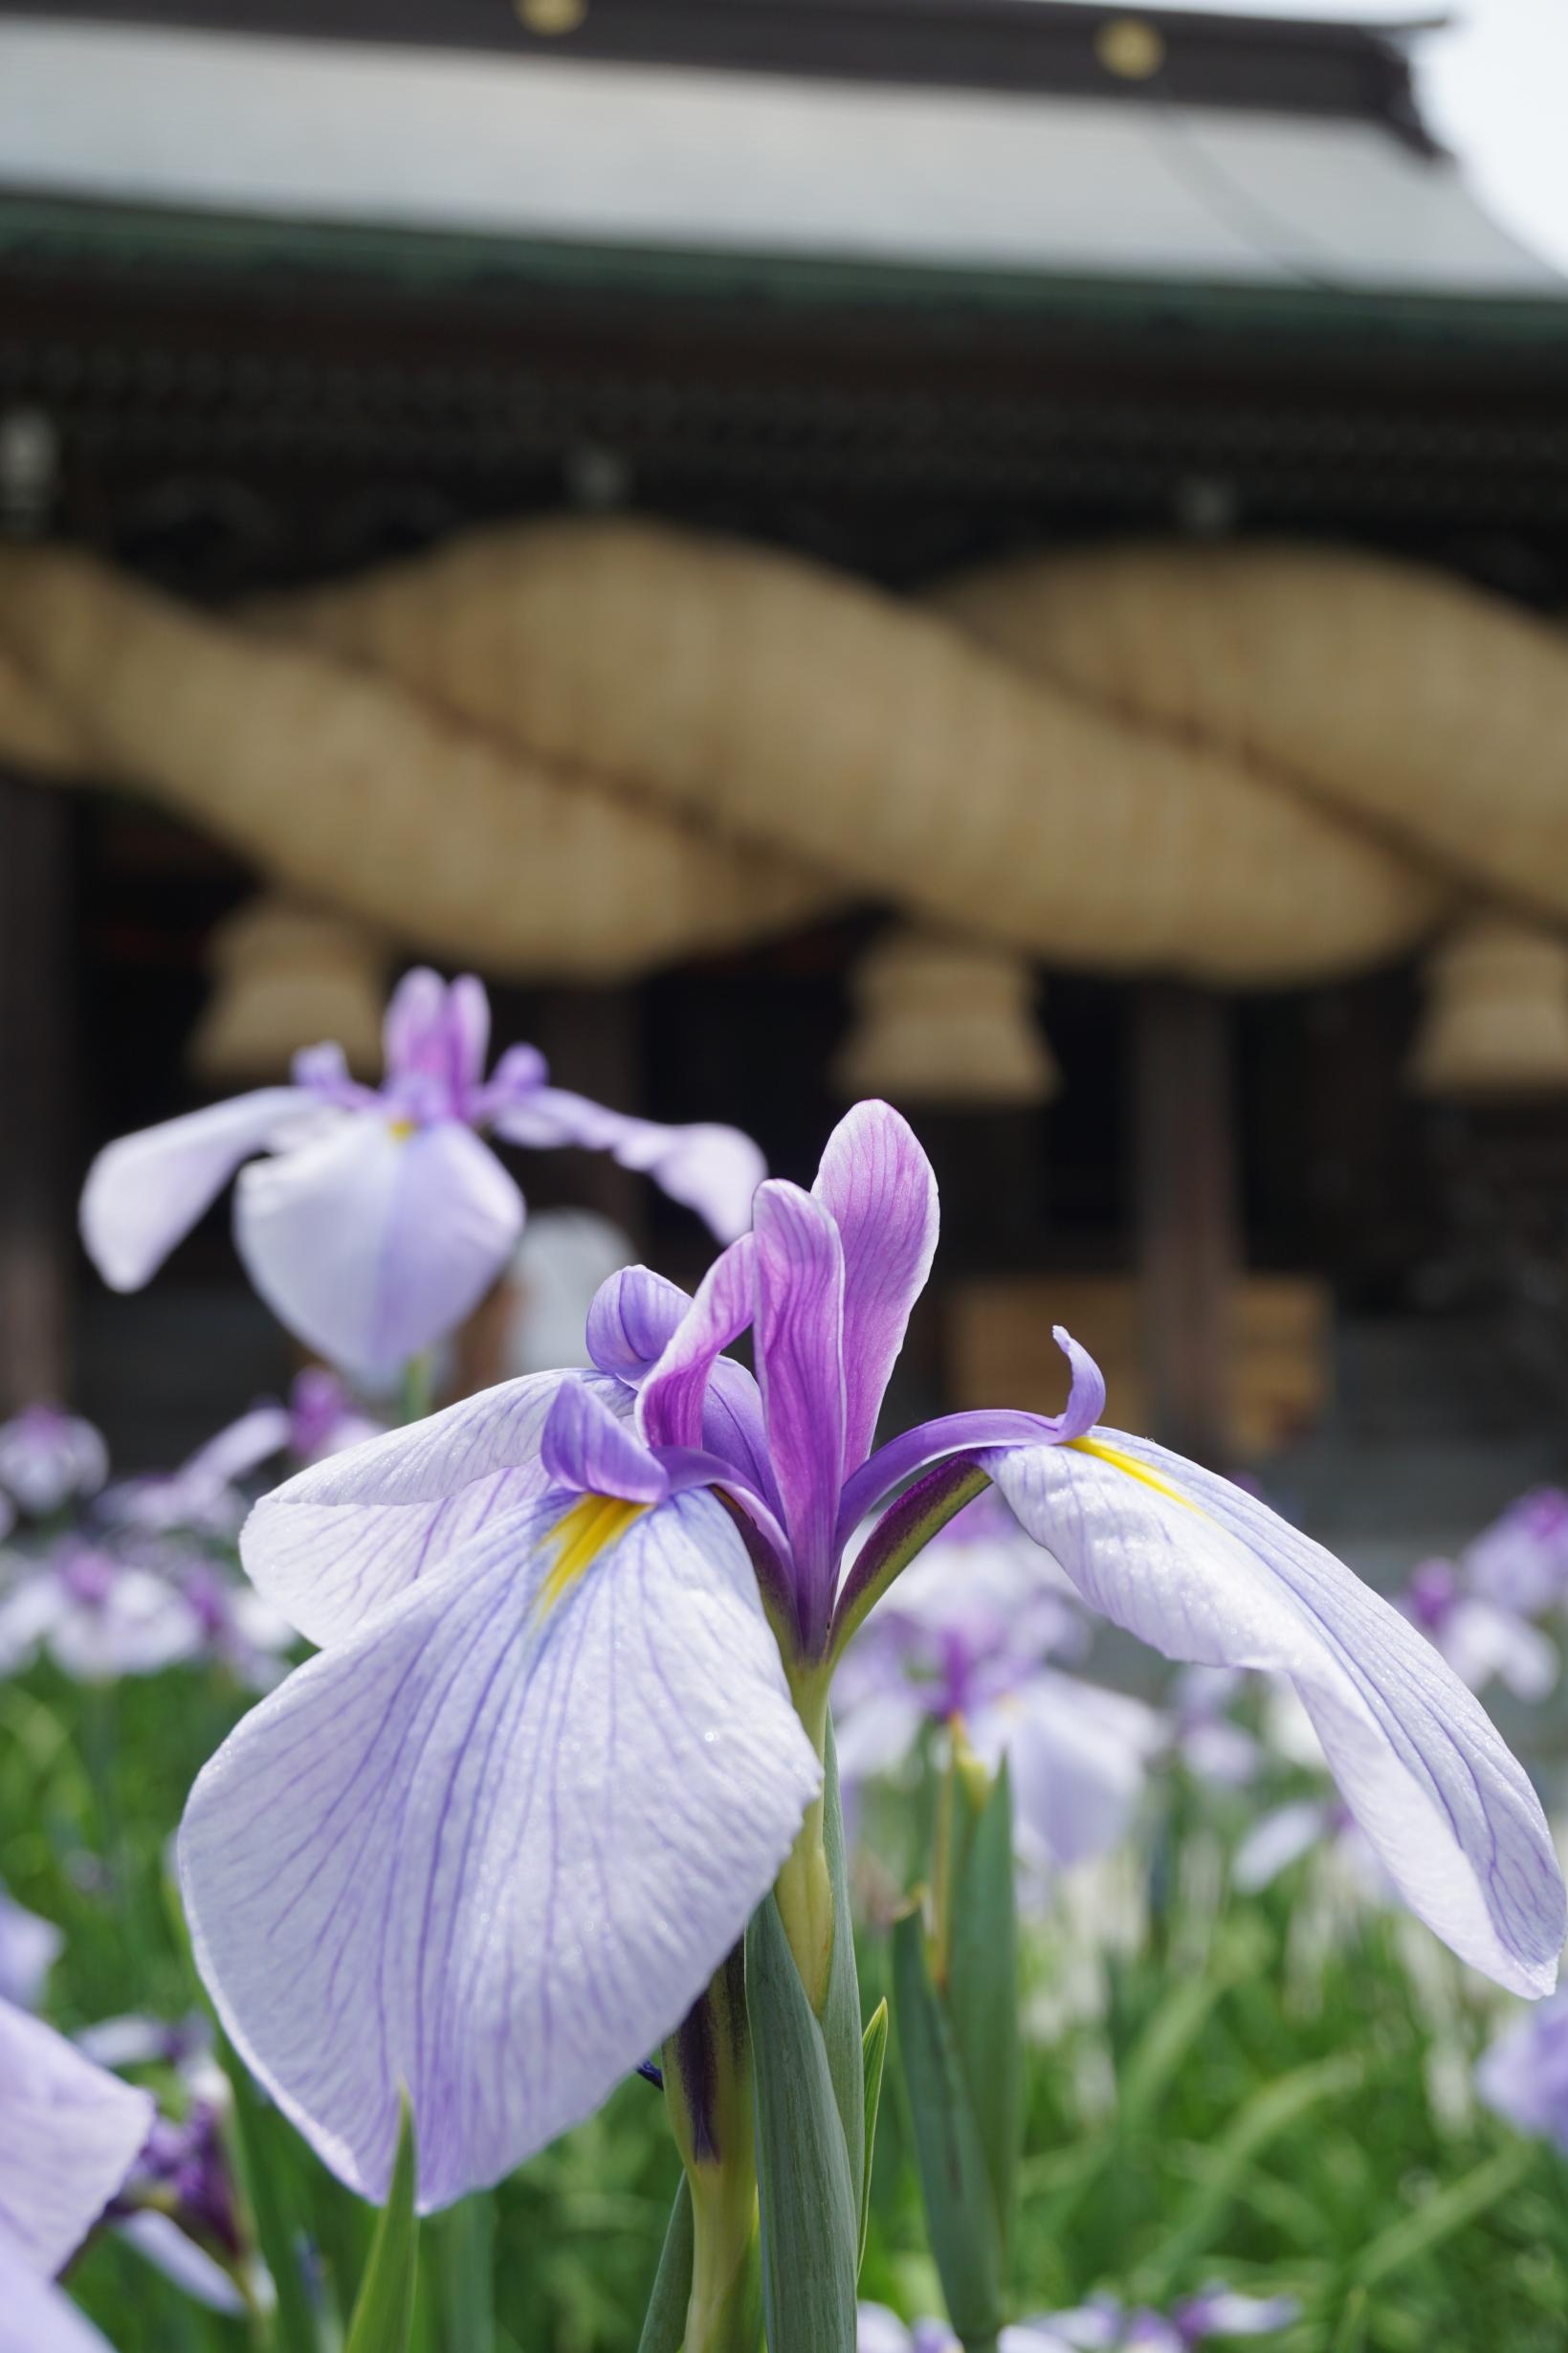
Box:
[967,1672,1159,1872]
[234,1116,522,1377]
[177,1404,295,1494]
[0,1998,153,2275]
[812,1100,939,1470]
[0,2251,116,2353]
[752,1182,847,1646]
[79,1088,316,1293]
[45,1569,204,1685]
[991,1432,1567,1996]
[1476,1988,1568,2145]
[835,1327,1105,1543]
[1438,1599,1558,1703]
[492,1088,763,1241]
[241,1370,617,1646]
[181,1491,820,2211]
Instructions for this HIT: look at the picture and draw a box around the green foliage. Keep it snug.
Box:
[6,1663,1568,2352]
[747,1892,859,2353]
[344,2095,420,2353]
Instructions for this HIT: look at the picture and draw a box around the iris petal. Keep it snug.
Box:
[182,1491,821,2210]
[752,1182,848,1647]
[492,1088,763,1242]
[0,1997,153,2276]
[991,1432,1566,1995]
[812,1101,939,1471]
[0,2252,117,2353]
[241,1371,626,1646]
[80,1087,316,1293]
[234,1116,522,1377]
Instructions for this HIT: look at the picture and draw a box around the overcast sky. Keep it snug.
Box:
[1059,0,1568,273]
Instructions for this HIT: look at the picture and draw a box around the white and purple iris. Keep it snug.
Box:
[834,1498,1163,1883]
[80,968,764,1380]
[1477,1987,1568,2151]
[1397,1557,1557,1702]
[0,1993,156,2353]
[0,1406,107,1524]
[179,1102,1566,2214]
[857,2291,1298,2353]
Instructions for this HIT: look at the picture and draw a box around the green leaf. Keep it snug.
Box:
[820,1717,867,2222]
[1353,2143,1535,2291]
[944,1758,1020,2261]
[859,2000,890,2273]
[747,1892,858,2353]
[436,2189,495,2353]
[636,2178,694,2353]
[891,1908,1004,2351]
[345,2094,420,2353]
[213,2025,326,2353]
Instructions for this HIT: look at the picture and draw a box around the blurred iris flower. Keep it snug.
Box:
[0,1542,204,1684]
[80,968,764,1379]
[1397,1557,1557,1701]
[1463,1486,1568,1616]
[1477,1987,1568,2151]
[181,1101,1565,2212]
[108,1368,379,1538]
[0,1992,155,2352]
[0,1406,107,1521]
[856,2293,1297,2353]
[0,1881,61,2010]
[834,1498,1163,1882]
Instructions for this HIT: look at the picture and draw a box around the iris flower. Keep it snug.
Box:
[834,1506,1162,1882]
[0,1542,204,1684]
[110,1369,380,1539]
[0,1993,155,2352]
[80,969,764,1380]
[1477,1988,1568,2150]
[0,1407,106,1521]
[1398,1558,1558,1701]
[181,1102,1566,2211]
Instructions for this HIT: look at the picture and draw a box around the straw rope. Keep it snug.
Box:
[2,517,1555,985]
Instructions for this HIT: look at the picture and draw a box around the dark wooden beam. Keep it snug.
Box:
[1131,982,1241,1464]
[0,770,73,1410]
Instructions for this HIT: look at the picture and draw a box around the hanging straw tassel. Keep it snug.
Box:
[831,927,1060,1108]
[1406,915,1568,1099]
[188,895,391,1084]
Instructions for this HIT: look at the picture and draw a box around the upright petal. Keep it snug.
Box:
[638,1239,757,1454]
[241,1371,620,1645]
[493,1089,763,1241]
[812,1101,939,1470]
[234,1117,522,1377]
[991,1432,1566,1995]
[752,1183,848,1646]
[181,1492,821,2210]
[586,1266,693,1384]
[0,1998,153,2275]
[80,1088,315,1292]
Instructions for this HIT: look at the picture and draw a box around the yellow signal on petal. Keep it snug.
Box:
[1066,1433,1202,1515]
[536,1494,646,1620]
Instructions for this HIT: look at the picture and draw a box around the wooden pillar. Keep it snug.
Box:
[529,986,646,1244]
[1131,982,1240,1465]
[0,770,72,1409]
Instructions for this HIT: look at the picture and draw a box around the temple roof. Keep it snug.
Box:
[0,3,1556,300]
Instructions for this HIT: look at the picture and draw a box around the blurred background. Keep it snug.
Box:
[3,0,1568,1582]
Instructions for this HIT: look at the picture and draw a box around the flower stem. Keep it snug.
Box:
[774,1669,834,2012]
[399,1351,435,1427]
[663,1954,762,2353]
